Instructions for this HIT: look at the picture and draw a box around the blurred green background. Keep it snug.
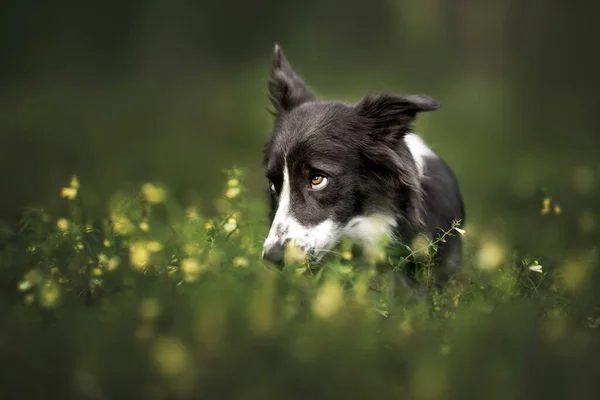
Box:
[1,0,599,258]
[2,2,600,399]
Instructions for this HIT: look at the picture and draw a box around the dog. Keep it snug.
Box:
[261,45,465,285]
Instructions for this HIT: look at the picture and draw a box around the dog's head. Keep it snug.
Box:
[262,45,440,264]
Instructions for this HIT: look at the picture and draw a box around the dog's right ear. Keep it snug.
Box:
[268,44,315,115]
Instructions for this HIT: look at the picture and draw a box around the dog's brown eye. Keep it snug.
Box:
[310,175,328,190]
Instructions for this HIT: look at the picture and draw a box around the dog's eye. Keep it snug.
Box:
[310,175,328,190]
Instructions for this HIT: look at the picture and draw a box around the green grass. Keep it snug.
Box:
[1,168,599,400]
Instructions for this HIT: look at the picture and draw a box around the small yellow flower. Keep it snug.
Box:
[70,175,80,189]
[107,257,120,271]
[103,239,111,247]
[204,222,214,231]
[130,242,150,271]
[60,187,78,200]
[223,218,237,233]
[227,178,240,187]
[543,197,551,209]
[139,221,149,232]
[111,214,134,235]
[225,187,241,199]
[18,280,33,291]
[232,256,249,268]
[93,267,103,276]
[145,241,163,253]
[56,218,70,231]
[342,250,353,260]
[39,281,60,308]
[181,258,204,282]
[142,183,166,204]
[284,241,306,265]
[554,205,562,215]
[312,279,344,319]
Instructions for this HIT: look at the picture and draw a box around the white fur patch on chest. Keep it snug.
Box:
[404,133,436,177]
[342,214,397,247]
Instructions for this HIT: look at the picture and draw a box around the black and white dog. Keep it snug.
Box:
[261,45,465,284]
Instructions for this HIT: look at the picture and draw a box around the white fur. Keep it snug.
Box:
[342,214,397,247]
[404,133,436,177]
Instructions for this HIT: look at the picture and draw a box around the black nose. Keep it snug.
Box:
[263,243,286,264]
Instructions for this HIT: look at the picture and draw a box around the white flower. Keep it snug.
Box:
[528,264,543,273]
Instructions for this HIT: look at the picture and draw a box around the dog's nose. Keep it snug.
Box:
[262,242,286,264]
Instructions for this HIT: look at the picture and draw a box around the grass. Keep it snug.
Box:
[0,168,599,399]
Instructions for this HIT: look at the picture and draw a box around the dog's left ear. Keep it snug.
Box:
[268,44,315,114]
[356,94,440,139]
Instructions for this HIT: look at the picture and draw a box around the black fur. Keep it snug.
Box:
[262,45,465,284]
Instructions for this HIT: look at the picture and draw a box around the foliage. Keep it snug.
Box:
[0,169,599,400]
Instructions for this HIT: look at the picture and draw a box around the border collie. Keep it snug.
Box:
[261,45,465,285]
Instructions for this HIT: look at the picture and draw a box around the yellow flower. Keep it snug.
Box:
[181,258,204,282]
[142,183,166,204]
[107,257,120,271]
[56,218,70,231]
[130,242,150,271]
[543,197,551,208]
[225,187,241,199]
[103,239,111,247]
[232,256,249,268]
[60,187,78,200]
[145,241,163,253]
[204,222,214,231]
[342,251,353,260]
[223,218,237,233]
[554,205,562,215]
[39,281,60,308]
[111,214,134,235]
[70,175,80,189]
[139,221,149,232]
[284,241,306,265]
[18,280,33,291]
[312,279,344,319]
[227,178,240,187]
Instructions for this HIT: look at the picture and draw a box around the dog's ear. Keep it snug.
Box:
[268,44,315,114]
[356,94,440,139]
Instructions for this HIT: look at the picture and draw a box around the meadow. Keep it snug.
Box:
[2,2,600,398]
[1,169,598,400]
